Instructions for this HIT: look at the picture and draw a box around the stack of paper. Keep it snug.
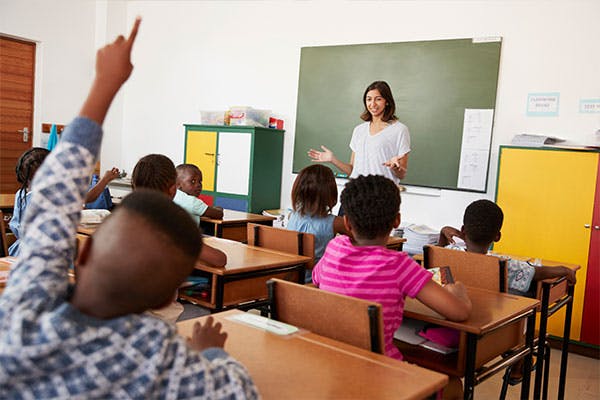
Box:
[511,134,565,147]
[403,224,439,255]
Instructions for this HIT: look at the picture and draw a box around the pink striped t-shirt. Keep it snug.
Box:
[312,235,432,360]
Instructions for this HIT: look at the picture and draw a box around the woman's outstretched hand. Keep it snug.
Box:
[308,145,334,163]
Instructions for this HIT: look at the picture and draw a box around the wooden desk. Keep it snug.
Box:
[181,237,311,311]
[492,253,580,400]
[396,287,540,400]
[177,310,448,400]
[200,209,275,242]
[0,256,17,294]
[0,193,14,211]
[386,235,406,251]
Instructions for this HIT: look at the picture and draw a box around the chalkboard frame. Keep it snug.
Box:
[292,37,502,192]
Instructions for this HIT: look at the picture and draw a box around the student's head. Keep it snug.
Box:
[361,81,397,122]
[131,154,177,199]
[176,164,203,197]
[15,147,50,189]
[292,164,337,218]
[462,199,504,247]
[341,174,400,240]
[75,189,202,314]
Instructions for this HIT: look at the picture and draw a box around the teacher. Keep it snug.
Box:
[308,80,410,183]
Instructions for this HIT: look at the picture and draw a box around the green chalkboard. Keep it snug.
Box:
[293,38,501,191]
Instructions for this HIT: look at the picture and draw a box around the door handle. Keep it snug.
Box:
[17,127,29,142]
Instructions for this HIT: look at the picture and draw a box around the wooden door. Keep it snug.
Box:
[0,36,35,194]
[185,130,217,191]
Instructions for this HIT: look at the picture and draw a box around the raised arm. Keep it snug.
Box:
[308,146,354,176]
[85,167,120,204]
[0,18,141,310]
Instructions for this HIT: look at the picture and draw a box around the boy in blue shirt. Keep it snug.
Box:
[0,18,257,399]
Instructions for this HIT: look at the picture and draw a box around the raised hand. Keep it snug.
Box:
[95,17,141,89]
[188,316,228,352]
[80,17,141,124]
[102,168,120,183]
[308,145,334,163]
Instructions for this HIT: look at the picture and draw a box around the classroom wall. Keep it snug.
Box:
[120,0,599,229]
[3,1,599,230]
[0,0,97,146]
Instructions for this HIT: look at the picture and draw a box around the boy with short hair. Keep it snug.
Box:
[175,163,224,222]
[0,18,258,399]
[438,199,576,297]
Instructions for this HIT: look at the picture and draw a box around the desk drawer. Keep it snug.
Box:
[223,269,301,307]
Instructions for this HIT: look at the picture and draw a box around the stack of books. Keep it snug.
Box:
[403,224,439,255]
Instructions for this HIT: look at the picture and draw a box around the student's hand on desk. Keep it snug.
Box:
[308,145,335,163]
[188,316,228,351]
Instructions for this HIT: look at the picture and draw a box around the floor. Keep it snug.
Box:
[475,348,599,399]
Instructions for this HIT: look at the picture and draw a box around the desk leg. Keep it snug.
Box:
[558,286,574,400]
[520,312,536,399]
[534,283,551,399]
[215,275,224,311]
[463,333,478,400]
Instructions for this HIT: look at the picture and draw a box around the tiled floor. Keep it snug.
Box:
[475,349,599,399]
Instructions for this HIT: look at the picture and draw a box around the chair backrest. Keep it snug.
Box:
[267,278,385,354]
[423,244,508,292]
[247,223,315,268]
[0,211,8,256]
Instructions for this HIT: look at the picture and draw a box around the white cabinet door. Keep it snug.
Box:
[216,132,251,195]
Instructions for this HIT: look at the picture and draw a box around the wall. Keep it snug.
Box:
[2,0,599,230]
[121,0,599,229]
[0,0,97,147]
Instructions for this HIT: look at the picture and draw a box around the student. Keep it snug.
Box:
[287,164,349,281]
[312,174,472,361]
[308,80,410,183]
[0,18,258,398]
[8,147,50,256]
[132,154,227,322]
[175,163,224,222]
[438,199,576,297]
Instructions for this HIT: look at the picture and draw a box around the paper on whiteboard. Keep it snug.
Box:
[457,109,494,191]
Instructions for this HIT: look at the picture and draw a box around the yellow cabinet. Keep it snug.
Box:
[495,146,599,343]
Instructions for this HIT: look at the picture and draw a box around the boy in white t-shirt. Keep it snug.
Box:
[175,164,223,223]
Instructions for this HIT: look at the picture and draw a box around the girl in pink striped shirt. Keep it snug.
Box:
[312,174,472,360]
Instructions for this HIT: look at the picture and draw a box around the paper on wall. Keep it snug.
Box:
[457,109,494,191]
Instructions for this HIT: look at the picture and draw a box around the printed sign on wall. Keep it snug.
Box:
[527,93,560,116]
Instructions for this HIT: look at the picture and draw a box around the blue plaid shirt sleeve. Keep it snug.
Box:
[1,117,102,311]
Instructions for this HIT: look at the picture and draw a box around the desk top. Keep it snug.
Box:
[201,209,275,224]
[404,286,539,335]
[197,236,311,275]
[0,194,15,209]
[177,310,447,400]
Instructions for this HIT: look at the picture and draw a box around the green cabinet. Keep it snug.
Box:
[184,124,285,213]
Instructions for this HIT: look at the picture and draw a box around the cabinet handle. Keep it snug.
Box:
[594,226,600,230]
[584,224,590,228]
[204,152,215,156]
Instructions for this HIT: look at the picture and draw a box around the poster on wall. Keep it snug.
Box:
[527,93,560,116]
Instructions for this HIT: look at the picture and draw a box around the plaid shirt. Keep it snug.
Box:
[0,117,259,399]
